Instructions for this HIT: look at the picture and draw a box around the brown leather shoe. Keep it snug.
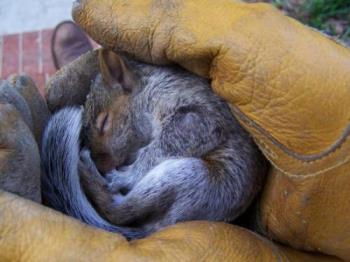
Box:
[51,21,93,70]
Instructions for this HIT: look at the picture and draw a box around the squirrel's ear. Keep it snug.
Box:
[98,49,138,92]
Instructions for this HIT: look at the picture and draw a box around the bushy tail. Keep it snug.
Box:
[41,107,147,239]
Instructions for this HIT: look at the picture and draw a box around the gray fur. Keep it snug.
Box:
[42,55,267,239]
[41,107,148,239]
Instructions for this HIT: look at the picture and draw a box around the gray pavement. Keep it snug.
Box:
[0,0,74,35]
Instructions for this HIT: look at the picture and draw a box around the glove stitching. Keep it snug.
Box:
[230,104,350,178]
[230,104,350,162]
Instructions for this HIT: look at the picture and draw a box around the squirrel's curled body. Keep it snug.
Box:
[41,51,267,239]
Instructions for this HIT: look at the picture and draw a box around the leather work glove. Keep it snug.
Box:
[0,75,49,203]
[1,0,350,261]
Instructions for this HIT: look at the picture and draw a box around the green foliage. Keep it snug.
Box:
[266,0,350,43]
[302,0,349,26]
[301,0,350,42]
[269,0,288,9]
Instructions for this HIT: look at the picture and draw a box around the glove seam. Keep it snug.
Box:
[230,105,350,178]
[230,104,350,163]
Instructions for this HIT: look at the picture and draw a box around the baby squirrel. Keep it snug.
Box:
[41,49,267,239]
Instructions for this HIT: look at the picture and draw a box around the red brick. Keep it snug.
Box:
[2,34,19,79]
[22,31,39,76]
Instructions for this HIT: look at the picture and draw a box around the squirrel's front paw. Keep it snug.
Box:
[79,148,108,186]
[105,169,128,181]
[105,170,131,195]
[79,148,95,168]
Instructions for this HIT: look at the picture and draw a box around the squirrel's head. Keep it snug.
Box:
[83,49,141,174]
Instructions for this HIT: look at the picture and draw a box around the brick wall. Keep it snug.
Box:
[0,29,56,96]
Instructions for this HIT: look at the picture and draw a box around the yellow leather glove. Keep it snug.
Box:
[0,75,48,203]
[71,0,350,259]
[0,191,339,261]
[1,0,349,261]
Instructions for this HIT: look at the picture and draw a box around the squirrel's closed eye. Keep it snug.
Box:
[96,112,111,135]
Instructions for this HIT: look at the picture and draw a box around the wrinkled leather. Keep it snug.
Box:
[7,74,50,147]
[0,106,41,203]
[0,191,340,262]
[0,78,42,203]
[0,0,349,261]
[70,0,350,260]
[46,50,100,111]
